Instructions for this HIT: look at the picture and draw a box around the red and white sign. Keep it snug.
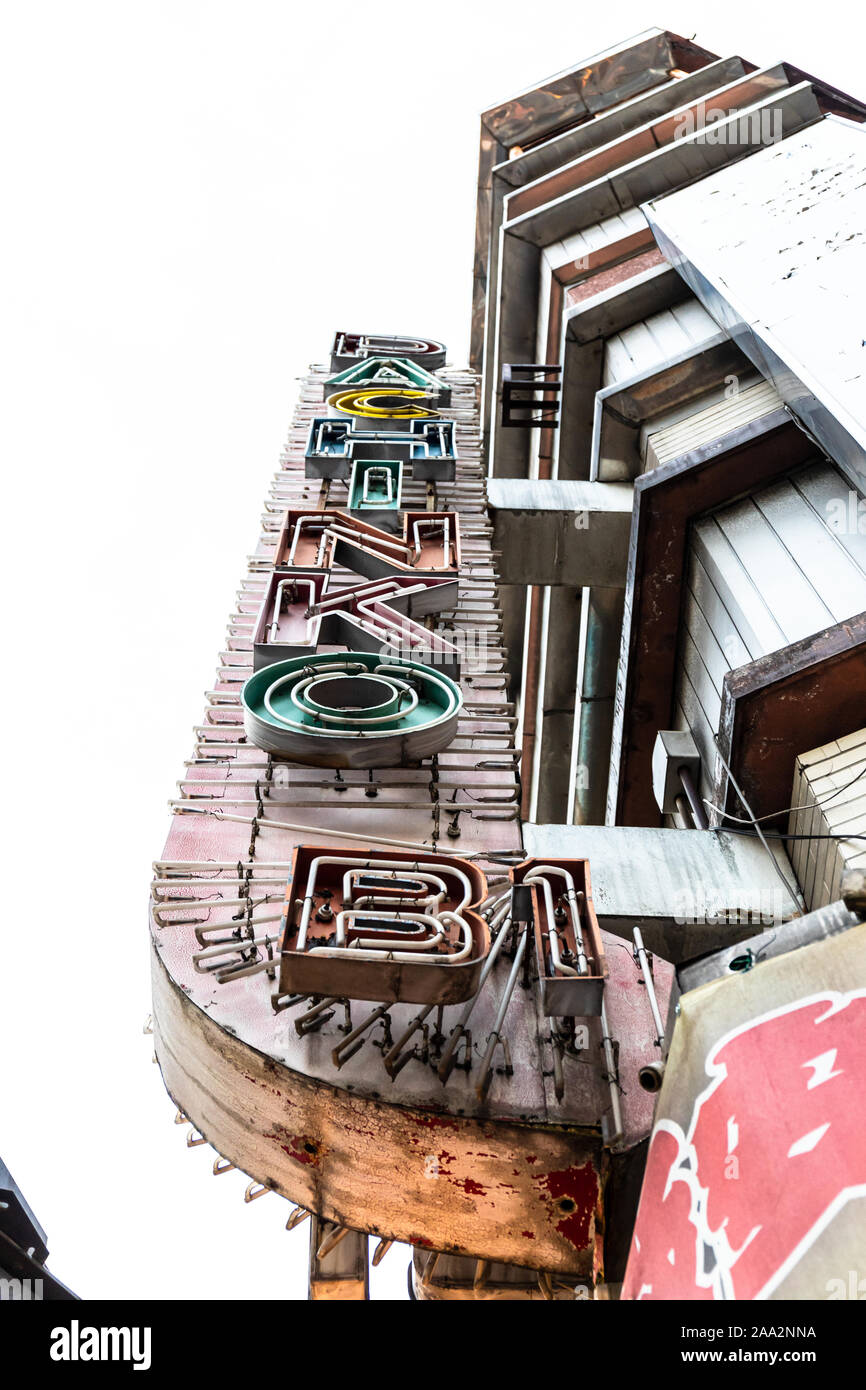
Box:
[623,989,866,1300]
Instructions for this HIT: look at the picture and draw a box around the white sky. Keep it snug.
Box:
[1,0,863,1301]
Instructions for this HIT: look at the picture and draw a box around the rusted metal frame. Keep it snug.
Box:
[505,66,795,223]
[609,413,818,827]
[471,29,720,372]
[475,923,527,1100]
[438,899,512,1081]
[716,614,866,827]
[275,845,491,1007]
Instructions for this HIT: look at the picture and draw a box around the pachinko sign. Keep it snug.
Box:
[622,926,866,1301]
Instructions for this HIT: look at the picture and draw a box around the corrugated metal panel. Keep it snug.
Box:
[642,378,780,467]
[752,477,866,622]
[712,498,837,640]
[688,551,755,664]
[603,295,717,386]
[790,728,866,911]
[691,518,789,655]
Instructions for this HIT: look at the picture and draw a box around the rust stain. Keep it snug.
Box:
[263,1130,322,1167]
[451,1176,488,1197]
[407,1111,460,1132]
[535,1160,599,1249]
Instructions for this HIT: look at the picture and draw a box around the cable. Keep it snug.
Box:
[703,759,866,827]
[712,736,805,915]
[719,827,866,844]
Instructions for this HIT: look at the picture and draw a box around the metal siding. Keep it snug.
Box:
[790,728,866,910]
[692,518,788,656]
[712,497,836,642]
[642,379,781,469]
[602,295,717,386]
[791,464,866,574]
[687,551,756,664]
[676,662,720,806]
[680,627,723,732]
[681,579,732,694]
[752,474,866,622]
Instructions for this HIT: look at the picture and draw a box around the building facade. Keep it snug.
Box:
[150,29,866,1299]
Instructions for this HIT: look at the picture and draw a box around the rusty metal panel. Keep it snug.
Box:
[604,413,819,827]
[152,947,605,1276]
[482,31,680,146]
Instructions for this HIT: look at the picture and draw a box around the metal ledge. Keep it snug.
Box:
[523,823,798,963]
[487,478,633,585]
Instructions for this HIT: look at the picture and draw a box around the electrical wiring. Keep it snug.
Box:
[703,759,866,826]
[717,827,866,844]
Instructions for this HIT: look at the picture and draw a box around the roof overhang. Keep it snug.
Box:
[644,115,866,495]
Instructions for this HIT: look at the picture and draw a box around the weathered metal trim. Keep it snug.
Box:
[677,898,862,995]
[151,945,602,1276]
[505,63,796,222]
[488,82,820,476]
[557,261,692,484]
[717,613,866,824]
[493,58,749,192]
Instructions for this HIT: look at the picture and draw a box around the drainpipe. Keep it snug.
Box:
[569,587,625,825]
[520,584,544,820]
[518,391,557,820]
